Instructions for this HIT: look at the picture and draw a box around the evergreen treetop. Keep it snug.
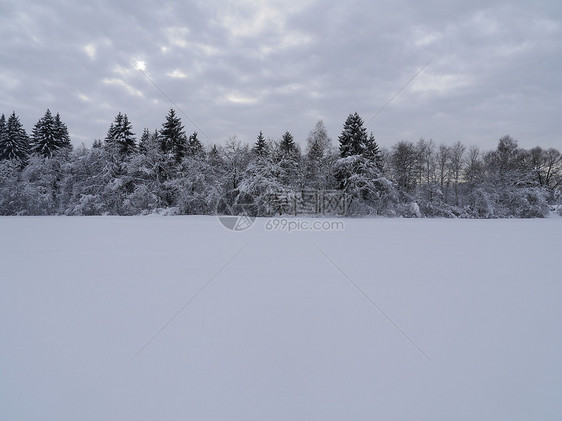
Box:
[30,109,71,158]
[139,128,151,153]
[187,131,204,157]
[54,112,72,151]
[159,109,187,162]
[105,112,136,155]
[339,112,368,158]
[253,131,268,157]
[364,132,383,171]
[0,111,30,163]
[279,131,296,155]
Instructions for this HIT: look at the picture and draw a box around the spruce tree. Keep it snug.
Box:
[0,114,7,153]
[339,112,368,157]
[186,131,204,157]
[364,132,383,171]
[54,112,72,151]
[31,110,53,157]
[279,131,296,155]
[105,112,136,155]
[139,129,159,155]
[119,114,136,154]
[276,131,300,187]
[159,109,187,162]
[0,112,30,163]
[253,131,268,157]
[334,113,385,204]
[139,128,151,154]
[105,123,116,144]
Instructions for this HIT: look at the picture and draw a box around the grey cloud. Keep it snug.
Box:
[1,0,561,149]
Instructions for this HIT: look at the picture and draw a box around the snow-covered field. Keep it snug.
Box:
[1,216,561,420]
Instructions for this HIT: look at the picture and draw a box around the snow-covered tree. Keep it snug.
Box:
[339,112,368,158]
[221,136,251,192]
[253,131,268,157]
[30,109,72,158]
[334,113,391,214]
[105,112,136,155]
[279,131,296,155]
[304,120,334,190]
[0,114,7,154]
[306,120,332,157]
[364,132,383,171]
[529,146,561,197]
[54,112,72,151]
[138,128,152,154]
[390,141,418,195]
[0,112,30,164]
[159,109,187,163]
[449,141,465,205]
[186,131,204,157]
[17,154,69,214]
[435,144,451,201]
[239,148,284,216]
[0,158,23,214]
[126,129,170,210]
[31,109,56,157]
[464,145,484,186]
[275,132,301,188]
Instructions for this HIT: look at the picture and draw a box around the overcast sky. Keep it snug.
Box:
[1,0,561,151]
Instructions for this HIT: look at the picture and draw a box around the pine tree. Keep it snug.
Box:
[159,109,187,163]
[339,112,368,158]
[105,112,136,155]
[364,132,383,171]
[334,113,387,209]
[105,113,121,144]
[279,131,296,155]
[276,132,301,188]
[119,114,136,154]
[139,128,151,154]
[139,129,159,155]
[105,123,116,144]
[253,131,268,157]
[54,113,72,151]
[0,114,7,154]
[0,112,30,163]
[31,109,55,157]
[186,131,204,157]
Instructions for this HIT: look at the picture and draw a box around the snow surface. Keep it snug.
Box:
[1,216,561,420]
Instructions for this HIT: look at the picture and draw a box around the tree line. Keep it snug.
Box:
[0,109,560,217]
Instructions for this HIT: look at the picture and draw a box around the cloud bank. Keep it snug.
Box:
[1,0,561,150]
